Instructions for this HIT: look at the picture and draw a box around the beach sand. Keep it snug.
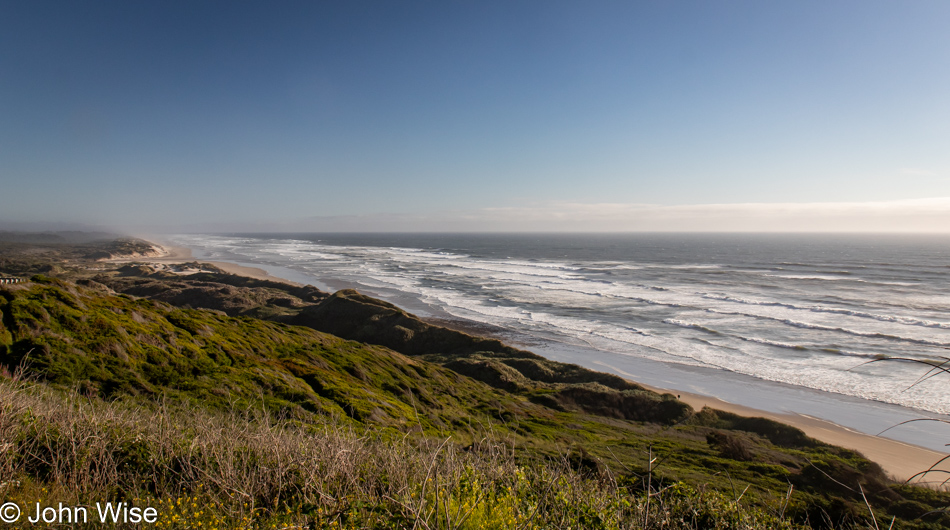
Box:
[110,244,949,483]
[109,244,303,286]
[642,385,948,484]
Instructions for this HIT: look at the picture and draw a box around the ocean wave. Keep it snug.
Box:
[765,274,867,282]
[438,261,585,280]
[703,294,950,329]
[834,350,886,359]
[663,319,721,335]
[581,263,644,271]
[778,319,950,347]
[739,336,808,350]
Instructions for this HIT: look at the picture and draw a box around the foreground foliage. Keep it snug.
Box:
[1,377,812,529]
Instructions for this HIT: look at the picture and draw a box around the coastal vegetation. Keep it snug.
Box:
[0,234,948,528]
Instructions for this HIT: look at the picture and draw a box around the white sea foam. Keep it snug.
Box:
[740,336,807,350]
[776,319,950,347]
[663,319,722,335]
[703,293,950,329]
[765,274,866,282]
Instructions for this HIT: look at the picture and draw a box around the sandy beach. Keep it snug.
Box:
[109,244,303,286]
[112,243,949,483]
[641,385,948,484]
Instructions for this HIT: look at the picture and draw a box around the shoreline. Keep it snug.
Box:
[642,384,947,485]
[109,244,304,286]
[113,242,948,483]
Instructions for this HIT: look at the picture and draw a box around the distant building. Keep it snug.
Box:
[0,277,23,284]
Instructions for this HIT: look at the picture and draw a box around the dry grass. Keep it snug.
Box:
[0,374,835,529]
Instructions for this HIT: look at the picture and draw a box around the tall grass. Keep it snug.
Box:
[860,356,950,490]
[0,375,813,529]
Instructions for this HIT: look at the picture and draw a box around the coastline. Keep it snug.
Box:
[115,242,948,483]
[642,384,947,484]
[109,244,304,286]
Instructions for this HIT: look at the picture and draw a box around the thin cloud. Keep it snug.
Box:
[899,168,941,178]
[274,197,950,233]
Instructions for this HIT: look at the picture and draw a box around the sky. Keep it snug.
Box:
[1,1,949,232]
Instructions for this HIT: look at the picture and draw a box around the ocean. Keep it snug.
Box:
[171,233,950,446]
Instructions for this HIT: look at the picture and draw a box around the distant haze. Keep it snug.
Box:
[242,198,950,233]
[1,2,949,232]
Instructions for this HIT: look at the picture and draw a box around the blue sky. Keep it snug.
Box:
[2,1,949,232]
